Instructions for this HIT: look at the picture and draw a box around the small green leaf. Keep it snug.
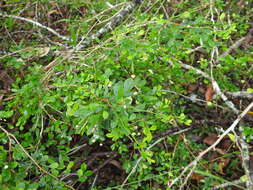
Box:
[240,175,248,182]
[80,163,87,171]
[137,30,145,36]
[150,125,157,131]
[67,162,74,170]
[77,169,83,177]
[129,113,136,120]
[79,175,87,182]
[220,13,226,20]
[247,88,253,93]
[228,133,235,142]
[124,78,135,96]
[49,163,59,169]
[113,82,125,99]
[181,11,191,19]
[102,111,109,119]
[185,119,192,126]
[85,170,93,177]
[0,111,13,118]
[118,86,124,98]
[207,102,213,107]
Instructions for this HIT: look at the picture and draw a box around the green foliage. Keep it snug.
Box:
[0,0,252,189]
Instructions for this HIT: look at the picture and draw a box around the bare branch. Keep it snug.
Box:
[0,12,71,41]
[76,0,143,50]
[226,91,253,99]
[159,57,239,113]
[237,134,253,189]
[121,137,165,188]
[210,179,245,190]
[219,29,253,58]
[167,102,253,188]
[0,126,75,190]
[120,127,193,188]
[67,143,87,156]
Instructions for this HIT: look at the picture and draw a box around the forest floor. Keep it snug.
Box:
[0,0,253,190]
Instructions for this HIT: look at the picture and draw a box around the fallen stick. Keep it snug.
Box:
[167,101,253,188]
[0,12,71,41]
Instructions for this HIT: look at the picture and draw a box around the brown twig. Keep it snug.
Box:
[43,0,143,71]
[0,12,71,41]
[211,179,244,190]
[159,56,253,189]
[159,57,239,113]
[219,29,253,58]
[226,91,253,99]
[167,102,253,188]
[0,126,75,190]
[76,0,144,50]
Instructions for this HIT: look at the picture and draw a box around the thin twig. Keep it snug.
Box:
[210,179,245,190]
[179,164,197,190]
[43,0,143,71]
[60,173,78,181]
[160,89,229,110]
[76,0,144,50]
[120,126,193,188]
[121,137,165,188]
[161,57,253,189]
[219,29,253,58]
[237,134,253,189]
[167,101,253,188]
[90,173,99,189]
[93,153,118,173]
[0,126,75,190]
[161,57,240,114]
[0,12,71,41]
[84,2,126,23]
[226,91,253,99]
[67,143,87,156]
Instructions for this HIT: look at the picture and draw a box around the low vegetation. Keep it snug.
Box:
[0,0,253,189]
